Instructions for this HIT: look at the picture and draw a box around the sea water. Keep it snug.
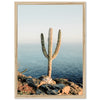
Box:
[18,43,83,84]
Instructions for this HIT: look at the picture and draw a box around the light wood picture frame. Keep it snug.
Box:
[15,2,86,98]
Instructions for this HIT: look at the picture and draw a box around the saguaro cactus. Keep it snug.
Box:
[41,28,61,78]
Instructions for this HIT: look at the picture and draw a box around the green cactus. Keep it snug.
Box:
[41,28,61,78]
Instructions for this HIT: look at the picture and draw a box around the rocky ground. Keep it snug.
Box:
[17,72,83,95]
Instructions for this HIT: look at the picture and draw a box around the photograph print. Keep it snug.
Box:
[15,2,86,98]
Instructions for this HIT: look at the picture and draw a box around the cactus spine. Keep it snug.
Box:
[41,28,61,78]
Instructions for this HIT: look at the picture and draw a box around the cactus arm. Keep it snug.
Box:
[48,28,53,59]
[40,33,48,58]
[52,29,61,60]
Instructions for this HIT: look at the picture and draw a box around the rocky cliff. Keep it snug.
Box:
[17,72,83,95]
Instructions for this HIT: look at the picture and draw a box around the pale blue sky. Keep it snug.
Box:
[18,5,83,44]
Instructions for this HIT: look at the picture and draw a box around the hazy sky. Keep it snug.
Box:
[18,5,83,44]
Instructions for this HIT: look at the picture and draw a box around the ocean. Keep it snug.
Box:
[18,43,83,84]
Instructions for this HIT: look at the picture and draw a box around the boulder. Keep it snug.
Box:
[46,90,58,95]
[39,84,67,95]
[39,84,50,92]
[18,73,27,83]
[78,89,83,95]
[26,78,37,90]
[54,78,70,85]
[36,89,46,95]
[61,86,70,94]
[69,87,78,95]
[27,76,33,78]
[76,83,83,88]
[39,84,59,95]
[53,84,66,90]
[32,78,41,87]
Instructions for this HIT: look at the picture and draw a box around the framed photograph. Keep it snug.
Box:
[15,2,86,98]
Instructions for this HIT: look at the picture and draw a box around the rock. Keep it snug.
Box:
[17,81,22,87]
[46,90,58,95]
[18,72,27,83]
[76,83,83,88]
[18,84,23,92]
[54,78,70,85]
[39,84,59,95]
[26,78,37,90]
[69,87,78,95]
[70,82,75,86]
[40,84,65,91]
[69,86,82,95]
[46,84,60,94]
[39,84,50,92]
[27,76,32,78]
[70,82,79,89]
[62,86,70,94]
[69,82,83,95]
[32,78,41,87]
[53,84,66,90]
[18,72,22,76]
[17,81,35,95]
[18,72,26,78]
[39,84,66,95]
[36,89,46,95]
[37,81,47,88]
[17,72,83,95]
[78,89,83,95]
